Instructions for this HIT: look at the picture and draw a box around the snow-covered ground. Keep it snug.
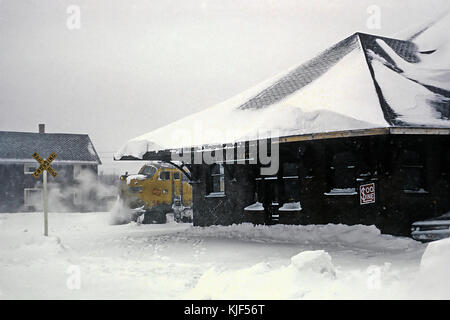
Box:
[0,211,449,299]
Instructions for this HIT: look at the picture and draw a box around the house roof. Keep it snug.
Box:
[115,14,450,160]
[0,131,101,164]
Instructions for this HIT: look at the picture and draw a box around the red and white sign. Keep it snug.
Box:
[360,183,375,205]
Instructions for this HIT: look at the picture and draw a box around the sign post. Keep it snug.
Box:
[43,170,48,236]
[32,152,58,236]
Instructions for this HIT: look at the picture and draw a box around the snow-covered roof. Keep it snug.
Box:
[0,131,102,164]
[116,15,450,160]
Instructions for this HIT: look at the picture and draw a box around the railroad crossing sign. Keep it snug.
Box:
[32,152,57,237]
[32,152,58,178]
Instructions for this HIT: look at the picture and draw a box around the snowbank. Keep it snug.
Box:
[184,223,419,251]
[290,250,335,277]
[410,237,450,299]
[188,249,407,299]
[0,212,439,299]
[1,235,67,264]
[189,250,337,299]
[19,235,66,255]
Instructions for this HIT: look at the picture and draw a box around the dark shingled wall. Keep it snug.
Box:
[190,134,450,237]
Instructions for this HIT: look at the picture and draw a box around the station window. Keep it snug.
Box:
[207,164,225,196]
[282,162,300,202]
[325,151,357,195]
[401,150,426,193]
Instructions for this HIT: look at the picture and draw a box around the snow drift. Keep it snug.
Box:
[183,223,419,251]
[410,237,450,299]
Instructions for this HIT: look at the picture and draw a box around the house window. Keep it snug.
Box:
[325,151,357,195]
[401,150,426,193]
[24,188,42,209]
[24,163,37,175]
[207,164,225,196]
[158,171,170,180]
[73,190,83,206]
[74,165,82,179]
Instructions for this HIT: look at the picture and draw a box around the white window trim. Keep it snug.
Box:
[324,188,357,196]
[24,188,42,208]
[205,192,226,198]
[208,164,225,195]
[74,164,82,179]
[24,163,37,174]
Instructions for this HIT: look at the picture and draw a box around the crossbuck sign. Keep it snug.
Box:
[32,152,58,178]
[32,152,58,236]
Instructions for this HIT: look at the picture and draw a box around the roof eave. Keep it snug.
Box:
[0,159,101,165]
[115,126,450,162]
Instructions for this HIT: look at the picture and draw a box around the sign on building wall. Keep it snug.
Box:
[360,183,376,205]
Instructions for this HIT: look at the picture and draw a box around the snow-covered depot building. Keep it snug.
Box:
[116,18,450,236]
[0,125,102,212]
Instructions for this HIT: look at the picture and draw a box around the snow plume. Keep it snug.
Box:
[109,197,133,225]
[43,169,118,213]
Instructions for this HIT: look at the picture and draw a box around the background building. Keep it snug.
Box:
[0,124,102,212]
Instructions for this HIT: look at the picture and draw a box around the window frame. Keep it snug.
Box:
[24,163,37,175]
[73,164,82,179]
[206,163,225,197]
[24,188,42,209]
[281,162,300,203]
[158,171,171,181]
[325,151,357,196]
[401,150,427,193]
[139,165,157,178]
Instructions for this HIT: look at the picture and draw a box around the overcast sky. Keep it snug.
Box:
[0,0,448,174]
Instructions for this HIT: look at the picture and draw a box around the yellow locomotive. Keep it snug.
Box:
[118,162,193,223]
